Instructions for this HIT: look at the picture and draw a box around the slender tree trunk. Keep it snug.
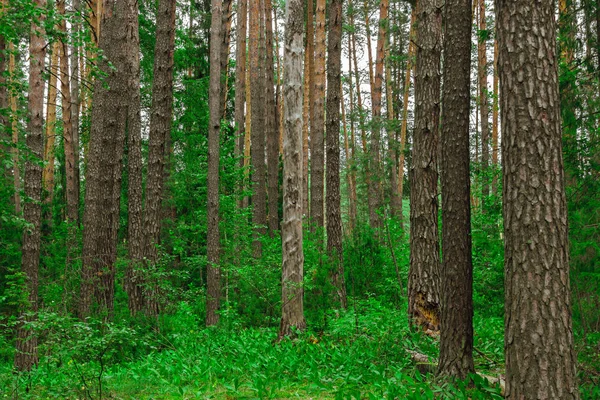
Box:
[437,0,475,379]
[235,0,247,184]
[363,0,375,91]
[206,0,223,326]
[250,0,267,256]
[408,0,442,332]
[9,44,19,213]
[398,7,416,228]
[326,0,347,309]
[0,0,6,158]
[220,0,233,114]
[278,0,306,338]
[497,1,579,397]
[491,39,499,195]
[477,0,490,200]
[367,0,388,231]
[302,0,314,219]
[342,79,357,233]
[265,0,279,234]
[386,34,399,218]
[42,44,59,199]
[15,0,46,370]
[58,0,77,222]
[71,0,81,220]
[310,0,326,231]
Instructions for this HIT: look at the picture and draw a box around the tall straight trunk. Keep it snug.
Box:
[265,0,279,234]
[15,0,46,370]
[42,44,59,199]
[278,0,306,338]
[250,0,267,256]
[80,0,137,318]
[363,0,375,91]
[386,35,399,218]
[497,1,579,397]
[368,0,388,231]
[437,0,474,379]
[71,0,81,217]
[125,0,146,316]
[491,39,499,195]
[326,0,347,309]
[9,44,19,213]
[58,0,77,222]
[243,45,252,209]
[137,0,177,316]
[477,0,490,200]
[310,0,326,231]
[302,0,314,219]
[342,79,357,233]
[220,0,233,114]
[408,0,442,332]
[398,7,416,226]
[235,0,247,176]
[206,0,223,326]
[0,0,6,155]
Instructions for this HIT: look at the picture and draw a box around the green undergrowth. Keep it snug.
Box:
[0,299,508,399]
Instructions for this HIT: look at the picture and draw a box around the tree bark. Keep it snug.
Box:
[265,0,279,234]
[408,0,441,332]
[477,0,490,200]
[220,0,233,115]
[491,39,499,195]
[302,0,314,218]
[250,0,267,256]
[8,44,19,213]
[58,0,77,222]
[342,77,357,233]
[206,0,223,326]
[71,0,81,220]
[325,0,347,309]
[235,0,247,178]
[278,0,306,338]
[437,0,475,379]
[42,44,59,200]
[497,0,580,398]
[15,0,46,370]
[310,0,326,232]
[80,0,137,318]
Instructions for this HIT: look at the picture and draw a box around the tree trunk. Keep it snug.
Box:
[220,0,233,114]
[206,0,223,326]
[42,44,59,200]
[386,33,400,218]
[80,0,137,319]
[342,78,357,233]
[265,0,279,234]
[235,0,247,181]
[278,0,306,338]
[9,44,19,213]
[491,39,499,195]
[250,0,267,256]
[325,0,347,309]
[71,0,81,219]
[302,0,314,218]
[437,0,475,379]
[15,0,46,370]
[408,0,441,332]
[367,0,388,231]
[310,0,326,232]
[477,0,490,200]
[398,7,416,229]
[58,0,77,222]
[497,1,580,398]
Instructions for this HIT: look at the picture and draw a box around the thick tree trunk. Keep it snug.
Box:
[42,44,59,200]
[310,0,326,232]
[58,0,77,222]
[497,1,580,398]
[250,0,267,256]
[80,0,136,318]
[15,0,46,370]
[325,0,347,309]
[477,0,490,200]
[437,0,475,379]
[206,0,223,326]
[408,0,441,332]
[278,0,306,338]
[265,0,279,234]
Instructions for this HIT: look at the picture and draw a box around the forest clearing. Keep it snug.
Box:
[0,0,599,398]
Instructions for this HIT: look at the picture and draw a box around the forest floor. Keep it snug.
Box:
[1,299,598,399]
